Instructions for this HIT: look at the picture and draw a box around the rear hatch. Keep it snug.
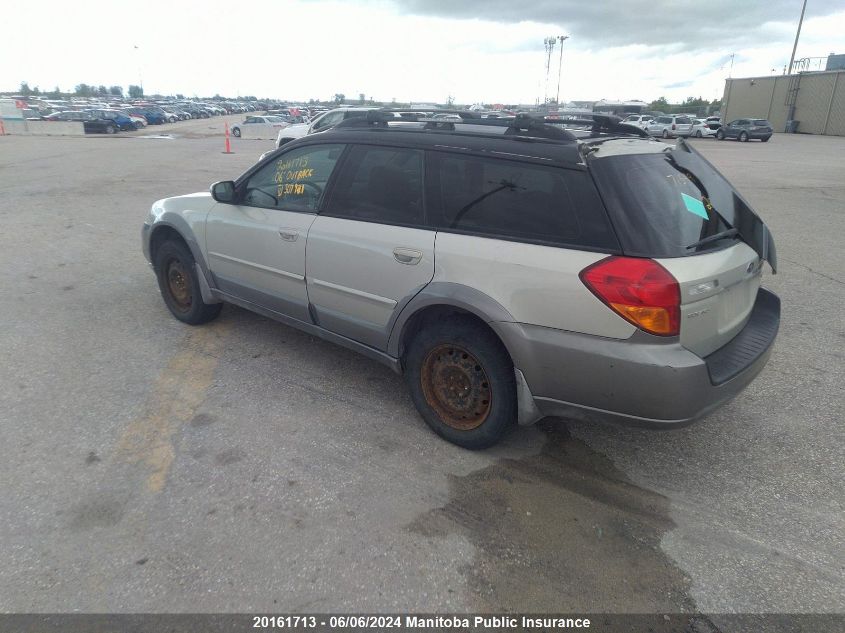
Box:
[588,139,776,357]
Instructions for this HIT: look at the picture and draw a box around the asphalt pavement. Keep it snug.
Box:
[0,118,842,629]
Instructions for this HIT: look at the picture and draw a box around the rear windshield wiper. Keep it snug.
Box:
[686,228,740,250]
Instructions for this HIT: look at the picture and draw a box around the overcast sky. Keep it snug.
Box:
[2,0,843,104]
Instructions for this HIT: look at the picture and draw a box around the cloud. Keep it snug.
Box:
[389,0,843,52]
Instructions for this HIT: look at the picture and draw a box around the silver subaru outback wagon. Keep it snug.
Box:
[141,112,779,449]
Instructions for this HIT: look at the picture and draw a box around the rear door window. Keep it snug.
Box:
[324,145,424,226]
[426,152,619,251]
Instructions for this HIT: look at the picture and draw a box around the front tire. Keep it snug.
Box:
[105,125,116,134]
[405,317,516,449]
[662,129,670,139]
[153,239,222,325]
[232,127,241,137]
[739,131,749,142]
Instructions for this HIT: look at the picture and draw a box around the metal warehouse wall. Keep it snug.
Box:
[722,70,845,136]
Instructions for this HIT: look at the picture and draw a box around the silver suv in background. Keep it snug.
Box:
[143,111,780,449]
[647,115,694,138]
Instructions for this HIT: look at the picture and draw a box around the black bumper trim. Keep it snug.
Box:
[704,288,780,386]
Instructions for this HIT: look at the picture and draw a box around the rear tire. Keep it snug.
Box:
[739,131,749,142]
[105,125,115,134]
[715,129,725,140]
[232,127,241,137]
[761,136,770,142]
[695,130,703,138]
[662,129,670,139]
[405,317,516,449]
[153,239,222,325]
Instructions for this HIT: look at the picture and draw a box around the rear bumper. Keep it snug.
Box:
[495,288,780,428]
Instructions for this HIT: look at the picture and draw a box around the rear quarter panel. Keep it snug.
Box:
[433,233,636,339]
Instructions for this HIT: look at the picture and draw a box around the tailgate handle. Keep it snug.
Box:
[393,248,422,265]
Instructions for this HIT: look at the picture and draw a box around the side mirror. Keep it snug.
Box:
[210,180,236,203]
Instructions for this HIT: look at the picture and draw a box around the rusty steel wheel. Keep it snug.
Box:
[420,344,493,430]
[153,239,222,325]
[165,258,192,312]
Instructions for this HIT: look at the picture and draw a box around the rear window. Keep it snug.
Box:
[589,151,734,257]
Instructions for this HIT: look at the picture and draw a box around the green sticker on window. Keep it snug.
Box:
[681,193,709,219]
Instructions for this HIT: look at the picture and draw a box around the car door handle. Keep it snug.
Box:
[279,229,299,242]
[393,248,422,265]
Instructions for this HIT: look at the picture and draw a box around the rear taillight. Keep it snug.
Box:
[580,257,681,336]
[672,123,676,130]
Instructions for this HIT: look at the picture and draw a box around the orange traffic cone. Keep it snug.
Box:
[223,121,234,154]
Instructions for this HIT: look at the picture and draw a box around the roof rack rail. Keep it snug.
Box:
[332,108,648,141]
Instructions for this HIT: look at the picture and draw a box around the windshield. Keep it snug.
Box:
[588,142,776,270]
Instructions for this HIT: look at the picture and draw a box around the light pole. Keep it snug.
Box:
[788,0,808,74]
[555,35,569,106]
[543,36,556,105]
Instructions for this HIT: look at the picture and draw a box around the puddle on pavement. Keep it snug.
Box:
[409,421,718,627]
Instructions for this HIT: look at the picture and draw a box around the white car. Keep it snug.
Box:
[231,116,290,137]
[690,118,718,138]
[621,114,654,129]
[275,107,379,148]
[646,115,694,139]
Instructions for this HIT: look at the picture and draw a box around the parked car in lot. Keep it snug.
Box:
[275,107,378,147]
[231,116,289,137]
[87,109,138,131]
[716,118,773,142]
[128,107,166,125]
[646,115,694,138]
[143,111,779,448]
[113,109,147,128]
[44,111,120,134]
[621,114,654,129]
[690,118,717,138]
[705,116,722,129]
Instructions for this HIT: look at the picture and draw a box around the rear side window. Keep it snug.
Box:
[427,152,619,250]
[753,119,770,126]
[324,145,424,226]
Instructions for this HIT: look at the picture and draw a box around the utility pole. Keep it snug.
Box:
[555,35,569,106]
[788,0,808,74]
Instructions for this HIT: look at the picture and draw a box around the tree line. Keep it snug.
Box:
[15,82,144,99]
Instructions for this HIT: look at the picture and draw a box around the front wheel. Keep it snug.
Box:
[105,125,116,134]
[153,239,222,325]
[405,317,516,449]
[232,127,241,137]
[739,131,749,142]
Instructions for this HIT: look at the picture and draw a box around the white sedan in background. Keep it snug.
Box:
[690,118,718,138]
[231,116,289,137]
